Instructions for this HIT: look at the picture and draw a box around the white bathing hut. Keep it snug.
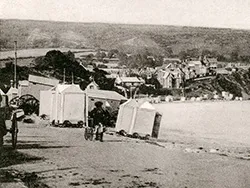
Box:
[116,99,162,138]
[40,84,86,124]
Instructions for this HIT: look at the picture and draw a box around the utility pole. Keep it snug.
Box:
[130,87,132,99]
[71,72,74,84]
[182,79,185,97]
[63,68,66,84]
[14,41,17,88]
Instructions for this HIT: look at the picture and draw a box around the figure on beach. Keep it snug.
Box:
[89,101,109,142]
[0,94,7,148]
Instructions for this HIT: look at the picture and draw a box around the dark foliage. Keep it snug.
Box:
[34,50,90,83]
[216,74,242,97]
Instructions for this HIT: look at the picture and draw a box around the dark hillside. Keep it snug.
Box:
[186,69,250,99]
[1,19,250,57]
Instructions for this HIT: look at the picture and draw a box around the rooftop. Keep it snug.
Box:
[28,75,59,86]
[51,84,84,93]
[0,89,5,95]
[86,89,127,101]
[117,77,145,83]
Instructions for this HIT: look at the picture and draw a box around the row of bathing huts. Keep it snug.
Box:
[3,75,162,138]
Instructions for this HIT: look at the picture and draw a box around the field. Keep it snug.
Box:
[0,48,92,60]
[154,100,250,147]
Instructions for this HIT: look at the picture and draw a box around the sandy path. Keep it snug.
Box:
[1,122,250,188]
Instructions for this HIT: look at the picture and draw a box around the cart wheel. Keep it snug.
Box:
[84,127,94,141]
[11,113,18,149]
[84,128,88,140]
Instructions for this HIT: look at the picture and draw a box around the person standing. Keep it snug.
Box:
[89,101,106,142]
[0,94,7,148]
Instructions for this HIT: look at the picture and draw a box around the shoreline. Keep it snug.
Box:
[152,99,250,105]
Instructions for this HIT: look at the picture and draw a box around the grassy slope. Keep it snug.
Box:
[1,19,250,55]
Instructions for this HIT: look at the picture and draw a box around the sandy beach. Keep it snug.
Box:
[1,101,250,188]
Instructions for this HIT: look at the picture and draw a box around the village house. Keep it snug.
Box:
[147,55,156,62]
[156,63,185,89]
[85,81,99,90]
[103,57,120,64]
[81,64,94,72]
[94,61,105,68]
[187,60,208,76]
[104,62,120,69]
[114,76,145,98]
[182,67,196,80]
[105,73,119,79]
[115,76,145,88]
[139,67,156,79]
[203,56,218,71]
[216,68,231,75]
[18,74,59,99]
[156,68,183,89]
[86,89,127,112]
[102,68,128,77]
[163,57,181,64]
[233,62,250,70]
[84,80,126,111]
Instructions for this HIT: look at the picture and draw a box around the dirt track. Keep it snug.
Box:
[1,121,250,188]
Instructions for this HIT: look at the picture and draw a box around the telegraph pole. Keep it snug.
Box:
[63,68,66,84]
[71,72,74,84]
[14,41,17,88]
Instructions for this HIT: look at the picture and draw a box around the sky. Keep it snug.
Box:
[1,0,250,29]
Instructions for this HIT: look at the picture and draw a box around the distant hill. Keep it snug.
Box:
[1,19,250,56]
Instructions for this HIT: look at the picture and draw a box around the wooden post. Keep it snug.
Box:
[85,92,88,127]
[63,68,65,84]
[14,41,17,88]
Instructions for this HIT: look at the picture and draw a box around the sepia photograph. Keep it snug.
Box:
[1,0,250,187]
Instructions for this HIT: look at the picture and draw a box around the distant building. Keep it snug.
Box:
[94,61,105,68]
[115,76,145,88]
[147,56,156,61]
[155,62,187,89]
[84,65,94,72]
[7,87,18,101]
[85,81,99,90]
[103,57,120,63]
[86,89,127,112]
[105,73,119,79]
[104,62,120,69]
[187,60,208,76]
[163,57,181,64]
[139,67,156,79]
[18,74,59,99]
[156,68,183,89]
[216,68,231,75]
[203,56,218,71]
